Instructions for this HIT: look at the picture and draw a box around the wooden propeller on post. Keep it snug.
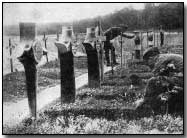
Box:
[54,26,76,104]
[18,22,45,119]
[83,27,101,88]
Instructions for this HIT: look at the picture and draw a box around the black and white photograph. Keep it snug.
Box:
[2,2,184,134]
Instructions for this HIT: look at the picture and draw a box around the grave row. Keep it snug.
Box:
[17,22,106,119]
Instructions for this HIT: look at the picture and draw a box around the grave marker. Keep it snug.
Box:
[18,22,43,119]
[96,22,105,82]
[43,33,48,62]
[8,38,13,72]
[55,26,75,103]
[83,27,100,88]
[120,32,123,68]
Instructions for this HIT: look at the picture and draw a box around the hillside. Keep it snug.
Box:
[3,3,183,36]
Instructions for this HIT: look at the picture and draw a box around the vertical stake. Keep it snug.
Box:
[57,32,59,41]
[43,33,48,62]
[157,29,159,47]
[120,32,123,68]
[9,38,13,73]
[98,21,104,82]
[140,31,143,60]
[154,29,155,47]
[147,31,148,48]
[111,46,114,76]
[100,42,104,82]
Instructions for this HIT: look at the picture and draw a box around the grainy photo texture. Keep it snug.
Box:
[2,3,184,134]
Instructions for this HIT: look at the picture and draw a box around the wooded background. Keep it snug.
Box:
[3,3,183,36]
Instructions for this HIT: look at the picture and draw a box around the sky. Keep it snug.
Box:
[3,3,145,25]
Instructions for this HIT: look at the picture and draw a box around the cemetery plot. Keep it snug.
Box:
[3,59,87,103]
[3,65,183,134]
[3,25,183,134]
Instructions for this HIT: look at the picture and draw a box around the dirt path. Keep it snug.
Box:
[3,66,116,128]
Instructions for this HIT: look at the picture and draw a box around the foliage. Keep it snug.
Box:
[3,3,183,36]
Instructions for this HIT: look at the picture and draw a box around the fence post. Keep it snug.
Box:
[9,38,13,73]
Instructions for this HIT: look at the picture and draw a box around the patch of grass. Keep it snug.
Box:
[41,59,60,69]
[3,59,183,134]
[3,60,87,103]
[3,110,183,134]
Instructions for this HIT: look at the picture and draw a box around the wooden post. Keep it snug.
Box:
[100,42,104,82]
[140,32,143,60]
[56,32,59,41]
[111,45,114,75]
[55,42,75,103]
[43,33,48,62]
[154,30,155,47]
[157,30,159,47]
[156,30,157,47]
[120,33,123,68]
[83,43,100,88]
[18,48,37,118]
[147,31,148,48]
[96,21,105,82]
[18,22,42,119]
[9,38,13,73]
[99,22,105,82]
[18,41,43,119]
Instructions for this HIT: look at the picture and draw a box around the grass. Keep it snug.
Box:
[4,114,183,134]
[3,59,87,103]
[3,65,183,134]
[3,32,184,134]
